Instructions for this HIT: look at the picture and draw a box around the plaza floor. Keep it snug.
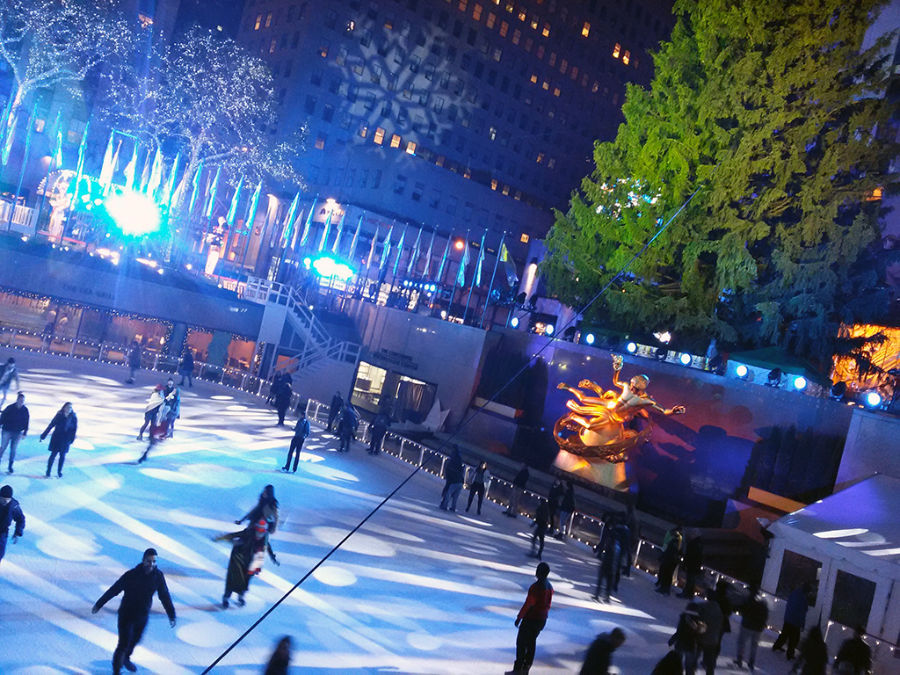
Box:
[0,353,792,674]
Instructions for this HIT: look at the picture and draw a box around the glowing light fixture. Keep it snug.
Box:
[793,376,807,391]
[510,316,520,328]
[736,364,749,379]
[454,238,465,251]
[679,353,692,366]
[104,188,162,237]
[626,342,637,353]
[308,253,355,280]
[545,323,555,336]
[585,333,595,345]
[865,391,882,408]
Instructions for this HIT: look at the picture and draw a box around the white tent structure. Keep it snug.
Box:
[762,474,900,658]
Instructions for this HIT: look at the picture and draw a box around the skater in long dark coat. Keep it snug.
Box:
[40,401,77,478]
[235,484,280,533]
[215,518,279,608]
[274,381,292,426]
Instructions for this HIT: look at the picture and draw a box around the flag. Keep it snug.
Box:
[123,142,138,189]
[365,224,380,268]
[379,224,393,271]
[348,214,364,260]
[163,153,181,209]
[500,240,519,287]
[331,210,346,254]
[281,191,301,246]
[52,126,63,170]
[205,166,221,219]
[421,228,436,278]
[226,175,244,226]
[139,148,152,192]
[71,120,90,208]
[318,207,332,251]
[436,233,452,282]
[0,95,19,166]
[186,161,204,216]
[147,148,163,199]
[298,195,317,247]
[18,100,37,169]
[456,235,469,286]
[392,225,407,277]
[473,229,487,287]
[406,228,422,276]
[98,133,117,190]
[244,181,262,232]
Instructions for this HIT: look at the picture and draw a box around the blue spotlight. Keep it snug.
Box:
[793,376,807,391]
[510,316,520,328]
[585,333,595,345]
[545,323,555,336]
[735,364,749,379]
[626,341,637,353]
[679,353,692,366]
[865,391,882,408]
[104,188,161,237]
[309,254,356,281]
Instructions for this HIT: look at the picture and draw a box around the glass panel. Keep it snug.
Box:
[830,570,875,630]
[777,549,822,599]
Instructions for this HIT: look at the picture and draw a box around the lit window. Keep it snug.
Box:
[436,155,445,167]
[390,134,401,148]
[138,13,154,29]
[531,17,538,30]
[553,87,560,97]
[592,81,599,93]
[505,2,514,13]
[570,65,578,79]
[486,12,496,28]
[518,10,526,21]
[319,44,329,58]
[269,39,277,53]
[360,126,368,138]
[520,233,529,243]
[612,43,621,58]
[581,21,590,37]
[463,168,471,179]
[315,136,326,150]
[560,58,567,74]
[502,184,510,195]
[473,3,482,20]
[384,20,393,30]
[542,80,549,90]
[374,127,385,145]
[542,22,550,37]
[265,13,272,28]
[867,187,884,201]
[491,179,498,190]
[530,73,538,83]
[500,21,509,37]
[254,14,262,30]
[458,0,468,10]
[406,141,416,155]
[536,153,544,163]
[347,20,355,32]
[512,28,521,44]
[622,50,630,65]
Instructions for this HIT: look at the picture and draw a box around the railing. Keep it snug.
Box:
[0,201,37,233]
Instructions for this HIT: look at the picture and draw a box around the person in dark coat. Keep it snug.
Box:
[0,484,25,565]
[656,525,683,595]
[215,518,279,608]
[0,392,29,474]
[92,548,176,675]
[734,585,768,671]
[651,650,684,675]
[670,601,704,675]
[511,562,553,674]
[834,626,871,675]
[696,588,724,675]
[236,484,280,533]
[557,480,576,538]
[41,401,77,478]
[530,500,550,559]
[336,403,357,452]
[178,348,194,387]
[593,517,621,602]
[547,479,564,535]
[137,385,165,441]
[127,341,142,384]
[773,583,810,659]
[274,381,292,426]
[162,379,180,439]
[611,516,633,586]
[580,627,626,675]
[715,579,733,650]
[794,625,828,675]
[282,410,311,472]
[0,357,20,406]
[327,390,343,432]
[439,447,465,511]
[679,534,704,598]
[368,412,390,455]
[264,635,292,675]
[623,502,640,575]
[505,464,530,517]
[466,461,490,515]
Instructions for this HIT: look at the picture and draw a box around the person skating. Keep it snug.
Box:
[0,392,29,474]
[264,636,292,675]
[773,583,811,660]
[236,484,280,533]
[505,464,529,517]
[529,500,550,560]
[0,357,20,406]
[669,600,705,675]
[557,480,575,538]
[792,625,827,675]
[336,403,357,452]
[834,626,871,675]
[282,411,310,472]
[214,518,279,608]
[137,385,165,441]
[679,533,704,598]
[592,516,621,602]
[162,378,180,439]
[138,385,171,463]
[611,515,632,587]
[368,412,390,455]
[465,461,490,515]
[178,348,194,387]
[733,584,768,671]
[696,587,725,675]
[126,341,142,384]
[547,479,564,535]
[438,447,465,511]
[656,524,683,595]
[327,390,343,432]
[40,401,77,478]
[273,379,292,426]
[0,484,25,565]
[580,627,626,675]
[508,561,553,675]
[91,548,176,675]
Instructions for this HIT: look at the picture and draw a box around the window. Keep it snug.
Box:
[265,12,272,28]
[536,45,544,58]
[541,80,549,90]
[536,152,544,163]
[581,21,590,37]
[570,65,578,80]
[458,0,468,10]
[322,104,334,122]
[517,10,526,21]
[560,58,567,74]
[612,43,621,58]
[412,182,424,201]
[486,11,496,28]
[473,3,482,20]
[529,73,538,83]
[541,22,550,37]
[491,178,498,190]
[269,39,277,53]
[310,71,322,86]
[254,14,262,30]
[512,28,521,44]
[520,233,529,243]
[622,50,630,66]
[319,42,329,58]
[359,125,369,138]
[492,47,502,61]
[499,20,508,37]
[406,141,417,155]
[390,134,402,148]
[374,127,385,144]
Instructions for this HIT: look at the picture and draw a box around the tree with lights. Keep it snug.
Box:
[543,0,898,364]
[99,26,305,187]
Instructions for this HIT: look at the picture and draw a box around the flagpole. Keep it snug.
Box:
[447,229,468,322]
[480,231,505,327]
[7,100,37,232]
[462,264,477,324]
[463,229,486,324]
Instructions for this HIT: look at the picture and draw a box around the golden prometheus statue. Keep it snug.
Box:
[554,354,686,463]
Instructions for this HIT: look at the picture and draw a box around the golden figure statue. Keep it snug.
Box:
[554,354,686,463]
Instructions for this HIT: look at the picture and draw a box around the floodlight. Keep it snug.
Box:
[545,323,555,336]
[310,254,355,280]
[736,364,749,379]
[585,333,595,345]
[865,391,882,408]
[679,353,692,366]
[626,341,637,353]
[104,188,162,237]
[510,316,520,328]
[793,376,807,391]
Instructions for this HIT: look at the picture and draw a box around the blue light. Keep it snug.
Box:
[736,364,749,378]
[510,316,520,328]
[302,257,312,269]
[865,391,882,408]
[310,254,355,281]
[793,376,807,391]
[545,323,555,336]
[585,333,595,345]
[104,188,162,237]
[626,341,637,353]
[679,353,692,366]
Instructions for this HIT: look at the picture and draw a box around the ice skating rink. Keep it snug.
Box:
[1,354,789,673]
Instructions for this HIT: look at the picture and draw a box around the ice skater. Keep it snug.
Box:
[504,464,529,517]
[336,403,357,452]
[265,636,292,675]
[162,378,180,439]
[282,411,310,472]
[178,348,194,387]
[529,501,550,560]
[236,484,280,533]
[0,392,29,474]
[274,379,292,426]
[92,548,176,675]
[0,484,25,566]
[137,385,165,441]
[214,518,279,608]
[439,447,465,511]
[40,401,77,478]
[0,357,20,406]
[466,461,489,515]
[367,412,390,455]
[126,341,142,384]
[508,561,553,675]
[327,390,343,432]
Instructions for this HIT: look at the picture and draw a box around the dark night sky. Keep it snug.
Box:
[173,0,244,37]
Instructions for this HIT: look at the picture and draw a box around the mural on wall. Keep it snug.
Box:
[554,354,686,463]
